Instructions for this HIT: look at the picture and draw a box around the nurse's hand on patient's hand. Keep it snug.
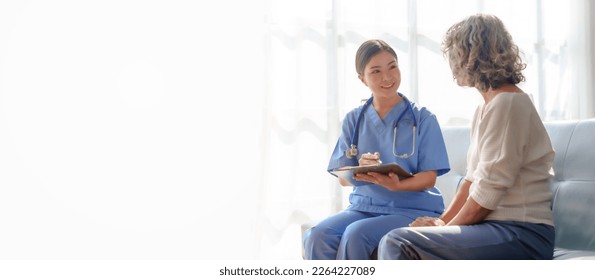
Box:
[409,217,445,227]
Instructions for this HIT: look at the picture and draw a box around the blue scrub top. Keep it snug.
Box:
[328,94,450,215]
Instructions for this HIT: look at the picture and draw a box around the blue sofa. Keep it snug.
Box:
[437,119,595,259]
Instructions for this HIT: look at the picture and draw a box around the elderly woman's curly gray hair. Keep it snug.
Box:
[441,14,526,92]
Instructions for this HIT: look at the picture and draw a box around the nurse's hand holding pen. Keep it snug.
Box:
[354,152,402,190]
[358,152,382,166]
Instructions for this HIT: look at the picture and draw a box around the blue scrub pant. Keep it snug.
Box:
[378,221,555,260]
[303,209,440,260]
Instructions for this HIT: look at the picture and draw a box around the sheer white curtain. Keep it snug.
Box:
[564,0,594,119]
[256,0,338,259]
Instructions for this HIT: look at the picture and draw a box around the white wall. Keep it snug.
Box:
[0,0,265,259]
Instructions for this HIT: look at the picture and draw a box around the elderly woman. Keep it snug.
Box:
[378,14,556,260]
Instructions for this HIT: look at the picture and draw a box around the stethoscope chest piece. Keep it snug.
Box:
[346,144,358,159]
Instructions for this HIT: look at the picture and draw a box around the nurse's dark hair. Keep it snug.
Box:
[355,39,398,76]
[442,13,526,92]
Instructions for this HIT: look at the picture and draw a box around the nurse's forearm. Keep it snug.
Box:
[338,177,352,186]
[394,170,437,191]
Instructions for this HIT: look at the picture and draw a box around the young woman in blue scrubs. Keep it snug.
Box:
[303,39,450,260]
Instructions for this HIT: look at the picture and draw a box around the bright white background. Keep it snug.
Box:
[0,0,265,259]
[1,0,594,262]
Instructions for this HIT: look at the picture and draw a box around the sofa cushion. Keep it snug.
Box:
[436,126,470,207]
[546,120,595,253]
[553,248,595,260]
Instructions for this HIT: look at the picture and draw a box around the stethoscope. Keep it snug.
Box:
[345,93,418,159]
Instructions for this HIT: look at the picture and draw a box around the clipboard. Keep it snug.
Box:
[330,163,413,181]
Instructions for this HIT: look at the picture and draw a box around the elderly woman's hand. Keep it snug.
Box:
[409,216,445,227]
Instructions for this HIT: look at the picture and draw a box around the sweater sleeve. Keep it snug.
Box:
[469,95,530,210]
[464,106,481,182]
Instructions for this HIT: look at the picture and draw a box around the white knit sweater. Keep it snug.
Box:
[465,92,555,226]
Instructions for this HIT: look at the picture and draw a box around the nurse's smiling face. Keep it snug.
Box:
[359,51,401,97]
